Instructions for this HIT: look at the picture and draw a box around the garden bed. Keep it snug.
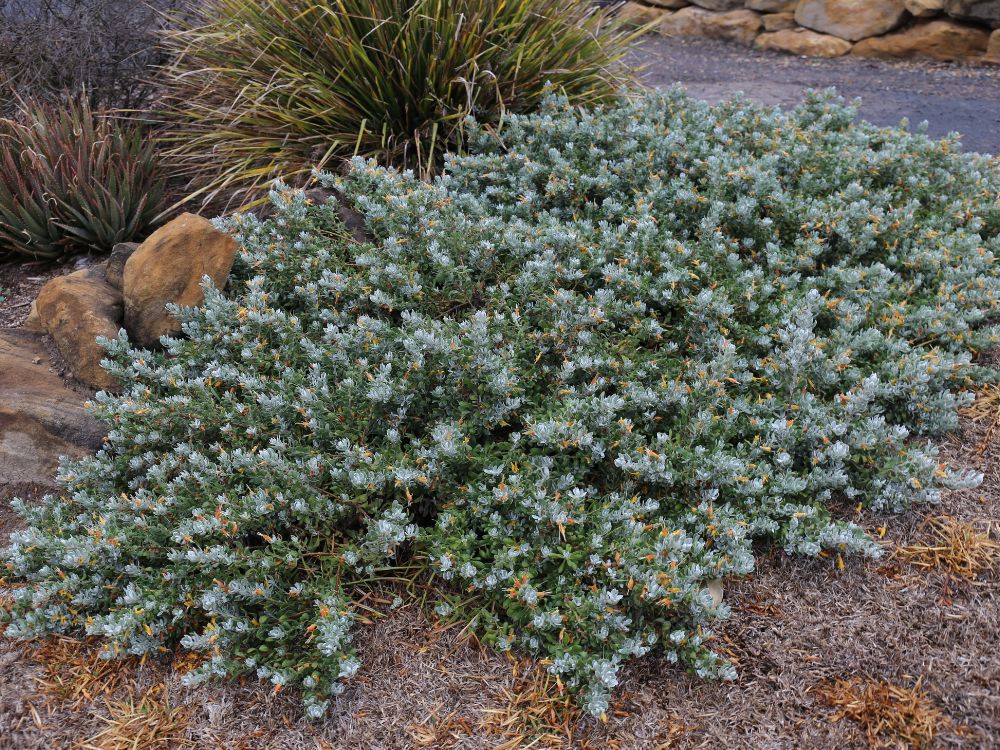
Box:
[2,395,996,749]
[3,87,999,747]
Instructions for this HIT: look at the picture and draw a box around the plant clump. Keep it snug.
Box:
[3,90,999,717]
[0,98,165,260]
[158,0,636,208]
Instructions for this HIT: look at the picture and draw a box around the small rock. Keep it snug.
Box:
[763,11,798,30]
[34,268,123,391]
[707,579,724,607]
[852,18,989,60]
[795,0,907,41]
[755,27,854,55]
[31,357,41,365]
[123,213,238,349]
[746,0,799,11]
[616,1,671,28]
[904,0,945,17]
[945,0,1000,28]
[103,242,139,290]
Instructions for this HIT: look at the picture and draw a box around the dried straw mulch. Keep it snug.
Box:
[2,384,998,750]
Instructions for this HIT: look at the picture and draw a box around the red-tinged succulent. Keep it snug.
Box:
[0,98,165,260]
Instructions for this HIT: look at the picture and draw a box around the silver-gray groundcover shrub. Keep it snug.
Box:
[4,90,998,717]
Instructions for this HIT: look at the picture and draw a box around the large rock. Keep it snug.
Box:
[0,330,104,496]
[34,268,123,391]
[123,212,238,349]
[986,28,1000,63]
[659,6,762,44]
[701,9,763,44]
[688,0,744,11]
[904,0,945,17]
[763,11,798,30]
[755,27,854,55]
[945,0,1000,28]
[747,0,799,11]
[795,0,907,41]
[617,1,671,27]
[852,19,989,59]
[658,5,711,35]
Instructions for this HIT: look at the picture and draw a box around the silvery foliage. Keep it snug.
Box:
[3,90,997,717]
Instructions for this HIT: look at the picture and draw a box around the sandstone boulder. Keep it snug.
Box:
[852,19,989,60]
[689,0,744,11]
[701,9,763,45]
[986,28,1000,63]
[660,6,763,44]
[34,268,123,391]
[763,11,798,30]
[755,27,854,55]
[617,1,671,27]
[747,0,799,11]
[945,0,1000,28]
[0,330,104,496]
[123,212,238,349]
[904,0,945,16]
[22,300,44,333]
[795,0,907,40]
[658,5,711,35]
[104,242,139,290]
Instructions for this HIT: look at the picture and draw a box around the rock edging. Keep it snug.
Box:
[616,0,1000,62]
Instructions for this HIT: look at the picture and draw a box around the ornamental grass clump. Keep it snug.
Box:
[158,0,635,209]
[3,90,999,718]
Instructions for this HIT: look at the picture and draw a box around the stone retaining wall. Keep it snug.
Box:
[619,0,1000,62]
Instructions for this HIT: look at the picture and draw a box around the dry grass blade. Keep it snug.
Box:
[478,662,589,749]
[816,677,957,749]
[79,684,191,750]
[896,515,999,580]
[958,383,1000,455]
[406,708,474,749]
[0,590,13,637]
[28,636,142,710]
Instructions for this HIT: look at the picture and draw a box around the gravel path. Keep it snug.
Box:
[634,35,1000,156]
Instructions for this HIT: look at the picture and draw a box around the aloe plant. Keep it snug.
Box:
[0,98,165,260]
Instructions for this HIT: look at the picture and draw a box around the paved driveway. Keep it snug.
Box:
[634,35,1000,156]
